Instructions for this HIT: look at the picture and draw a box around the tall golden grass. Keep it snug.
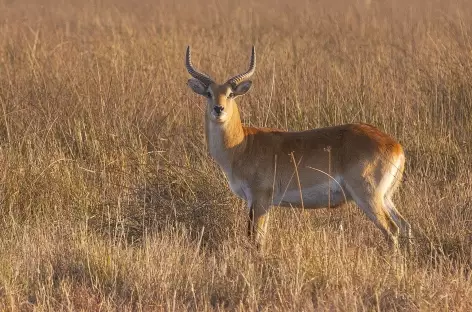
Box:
[0,0,471,310]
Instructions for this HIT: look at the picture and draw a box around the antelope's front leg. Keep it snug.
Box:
[247,196,271,249]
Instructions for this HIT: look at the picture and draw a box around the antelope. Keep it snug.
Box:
[185,46,411,249]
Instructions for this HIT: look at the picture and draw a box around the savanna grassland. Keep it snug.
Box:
[0,0,471,310]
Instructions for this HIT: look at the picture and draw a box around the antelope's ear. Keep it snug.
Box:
[187,78,208,96]
[232,80,252,96]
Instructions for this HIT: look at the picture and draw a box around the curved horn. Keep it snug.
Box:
[185,46,213,86]
[226,46,256,87]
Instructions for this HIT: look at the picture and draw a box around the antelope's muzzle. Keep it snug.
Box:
[214,105,224,116]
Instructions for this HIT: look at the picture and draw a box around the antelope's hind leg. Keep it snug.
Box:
[345,181,400,249]
[384,196,412,248]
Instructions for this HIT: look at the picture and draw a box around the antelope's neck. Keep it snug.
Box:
[205,104,246,169]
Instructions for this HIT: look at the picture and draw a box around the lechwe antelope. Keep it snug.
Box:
[185,46,411,249]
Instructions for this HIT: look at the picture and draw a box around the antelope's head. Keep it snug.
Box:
[185,46,255,123]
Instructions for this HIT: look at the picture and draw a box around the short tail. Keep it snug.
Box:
[386,151,405,198]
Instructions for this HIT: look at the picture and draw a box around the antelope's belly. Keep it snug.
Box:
[272,179,348,209]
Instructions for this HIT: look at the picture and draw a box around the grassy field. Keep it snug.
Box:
[0,0,471,310]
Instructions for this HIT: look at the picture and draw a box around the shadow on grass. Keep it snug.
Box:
[87,160,244,251]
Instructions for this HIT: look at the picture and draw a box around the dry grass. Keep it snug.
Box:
[0,0,471,310]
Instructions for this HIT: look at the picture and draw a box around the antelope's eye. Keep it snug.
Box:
[228,92,235,98]
[206,91,212,98]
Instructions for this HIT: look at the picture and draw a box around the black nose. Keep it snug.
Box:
[214,106,224,115]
